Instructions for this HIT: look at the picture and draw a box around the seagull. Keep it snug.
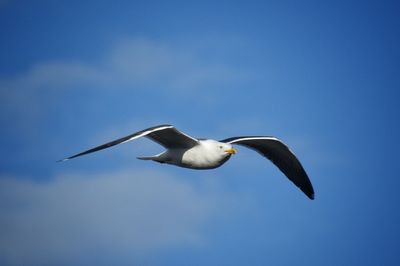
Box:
[59,124,314,199]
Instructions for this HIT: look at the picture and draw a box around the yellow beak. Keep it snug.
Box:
[225,147,237,155]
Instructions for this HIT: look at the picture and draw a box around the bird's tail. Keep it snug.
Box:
[137,152,165,163]
[137,156,158,161]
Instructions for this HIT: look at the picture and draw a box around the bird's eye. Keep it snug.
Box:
[219,146,223,149]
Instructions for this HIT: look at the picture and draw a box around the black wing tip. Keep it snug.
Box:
[302,186,315,200]
[300,182,315,200]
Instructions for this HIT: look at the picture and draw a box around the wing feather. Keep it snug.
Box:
[221,136,314,200]
[59,125,199,161]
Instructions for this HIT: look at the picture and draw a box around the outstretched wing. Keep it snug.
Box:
[59,124,199,161]
[221,136,314,200]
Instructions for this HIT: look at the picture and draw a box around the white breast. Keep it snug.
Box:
[180,140,230,169]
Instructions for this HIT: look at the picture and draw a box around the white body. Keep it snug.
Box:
[149,140,234,169]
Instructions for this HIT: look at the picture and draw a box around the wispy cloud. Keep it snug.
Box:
[1,37,248,97]
[0,37,251,134]
[0,169,239,265]
[105,37,250,91]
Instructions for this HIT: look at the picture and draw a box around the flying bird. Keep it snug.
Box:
[59,124,314,199]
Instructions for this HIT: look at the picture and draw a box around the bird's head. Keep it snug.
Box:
[217,142,237,156]
[200,140,237,161]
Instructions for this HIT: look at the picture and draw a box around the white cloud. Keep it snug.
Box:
[107,38,178,84]
[0,170,239,265]
[1,37,248,95]
[0,37,251,132]
[104,37,250,91]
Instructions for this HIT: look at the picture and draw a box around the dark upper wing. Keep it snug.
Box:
[59,124,199,161]
[221,136,314,200]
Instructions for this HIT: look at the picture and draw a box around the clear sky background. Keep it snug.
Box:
[1,0,399,265]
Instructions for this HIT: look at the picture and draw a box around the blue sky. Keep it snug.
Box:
[1,0,399,265]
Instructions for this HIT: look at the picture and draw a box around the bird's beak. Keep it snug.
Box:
[225,147,237,155]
